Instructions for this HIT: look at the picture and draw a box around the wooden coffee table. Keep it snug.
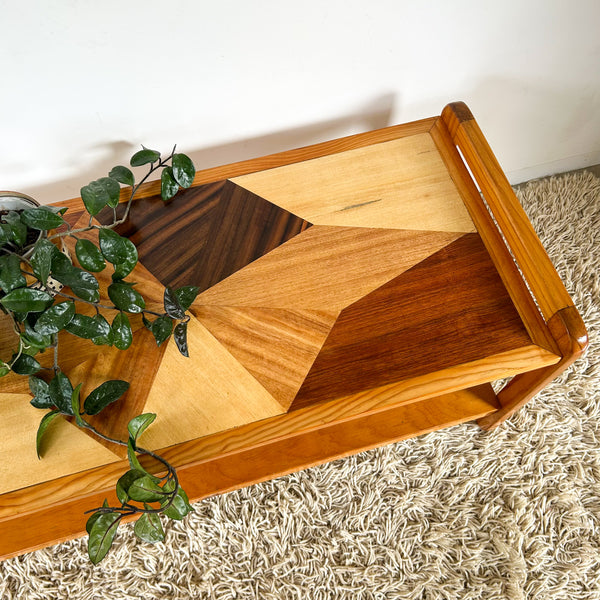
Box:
[0,102,587,559]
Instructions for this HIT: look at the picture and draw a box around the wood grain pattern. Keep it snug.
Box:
[0,393,120,494]
[0,339,559,527]
[0,103,583,560]
[232,134,476,232]
[98,181,312,291]
[478,305,588,429]
[139,315,285,449]
[292,233,550,409]
[0,383,499,560]
[196,225,463,311]
[192,306,338,409]
[441,102,575,320]
[430,118,559,354]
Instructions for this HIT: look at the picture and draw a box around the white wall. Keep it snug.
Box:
[1,0,599,204]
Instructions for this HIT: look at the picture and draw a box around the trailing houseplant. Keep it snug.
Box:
[0,146,198,563]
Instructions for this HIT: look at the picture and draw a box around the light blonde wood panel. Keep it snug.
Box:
[231,134,476,233]
[192,306,338,409]
[140,315,286,449]
[196,226,463,311]
[0,394,120,495]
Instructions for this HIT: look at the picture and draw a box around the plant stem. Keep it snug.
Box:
[78,417,179,515]
[113,149,176,226]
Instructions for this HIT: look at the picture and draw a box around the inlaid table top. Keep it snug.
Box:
[0,102,586,559]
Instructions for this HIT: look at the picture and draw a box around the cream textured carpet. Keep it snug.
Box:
[1,171,599,599]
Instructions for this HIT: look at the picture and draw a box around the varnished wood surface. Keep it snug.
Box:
[99,181,312,291]
[0,393,120,494]
[191,306,338,409]
[0,384,499,560]
[195,225,463,310]
[232,134,476,232]
[478,306,588,429]
[292,233,538,409]
[441,102,575,321]
[66,117,439,208]
[430,117,559,354]
[0,102,582,559]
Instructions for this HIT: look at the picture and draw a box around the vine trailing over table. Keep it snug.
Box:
[0,146,198,563]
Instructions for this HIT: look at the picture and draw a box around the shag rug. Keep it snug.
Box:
[1,171,599,600]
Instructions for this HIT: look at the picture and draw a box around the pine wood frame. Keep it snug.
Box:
[0,103,587,560]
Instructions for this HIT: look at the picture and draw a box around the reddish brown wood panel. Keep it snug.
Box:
[292,233,533,409]
[98,181,311,291]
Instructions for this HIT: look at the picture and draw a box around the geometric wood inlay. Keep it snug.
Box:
[232,134,476,232]
[98,180,312,291]
[191,306,338,409]
[196,225,464,311]
[139,315,286,448]
[292,233,534,409]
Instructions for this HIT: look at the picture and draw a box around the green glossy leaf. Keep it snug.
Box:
[162,486,194,520]
[71,382,85,426]
[0,365,10,377]
[20,207,65,230]
[75,239,106,272]
[116,469,146,504]
[65,313,111,339]
[81,181,110,216]
[88,512,121,564]
[171,153,196,188]
[48,371,74,415]
[161,167,179,201]
[130,148,160,167]
[45,205,68,216]
[108,282,145,313]
[174,322,188,357]
[128,475,166,503]
[109,165,134,186]
[99,228,138,279]
[164,287,184,319]
[134,511,165,543]
[0,254,26,293]
[50,244,72,272]
[36,409,60,458]
[86,510,103,536]
[31,238,56,286]
[127,413,156,441]
[11,353,41,375]
[0,288,53,313]
[50,255,100,302]
[84,379,130,415]
[0,224,9,247]
[112,312,132,350]
[29,376,53,409]
[97,177,121,209]
[92,326,114,346]
[34,301,75,336]
[3,212,27,247]
[150,315,173,347]
[174,286,200,311]
[125,439,161,484]
[22,322,52,351]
